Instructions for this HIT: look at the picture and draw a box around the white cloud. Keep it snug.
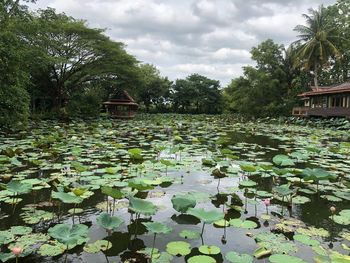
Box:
[29,0,337,86]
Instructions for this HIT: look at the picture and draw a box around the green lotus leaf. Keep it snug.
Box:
[188,255,216,263]
[101,186,124,199]
[273,183,294,197]
[296,227,329,237]
[292,196,311,204]
[166,241,191,256]
[83,240,111,253]
[272,154,295,166]
[294,234,320,246]
[142,222,172,234]
[38,242,66,256]
[96,212,124,230]
[51,191,83,204]
[68,208,84,214]
[198,245,221,255]
[213,219,230,227]
[10,226,32,236]
[331,209,350,225]
[153,252,173,263]
[187,208,224,224]
[48,224,89,246]
[202,158,216,166]
[0,252,14,262]
[239,180,257,187]
[128,148,143,160]
[240,164,256,173]
[129,196,157,216]
[0,231,14,245]
[269,254,307,263]
[226,251,253,263]
[171,194,196,213]
[6,180,31,195]
[302,168,337,182]
[179,230,200,239]
[229,219,257,229]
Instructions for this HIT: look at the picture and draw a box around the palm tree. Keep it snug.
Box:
[293,5,341,88]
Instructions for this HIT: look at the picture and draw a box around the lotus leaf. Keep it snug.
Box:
[269,254,307,263]
[198,245,221,255]
[142,222,172,234]
[166,241,191,256]
[83,240,111,253]
[51,191,83,204]
[171,194,196,213]
[294,234,320,246]
[302,168,337,181]
[272,155,295,166]
[229,219,257,229]
[226,251,253,263]
[48,224,89,246]
[187,208,224,224]
[331,209,350,225]
[188,255,216,263]
[129,196,157,216]
[101,186,124,199]
[179,230,200,239]
[5,180,31,195]
[38,242,66,256]
[239,180,257,187]
[96,212,124,230]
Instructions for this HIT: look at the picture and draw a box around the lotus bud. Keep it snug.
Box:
[330,206,336,214]
[263,199,271,206]
[11,246,22,256]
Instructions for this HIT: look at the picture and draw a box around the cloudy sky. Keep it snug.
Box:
[29,0,336,86]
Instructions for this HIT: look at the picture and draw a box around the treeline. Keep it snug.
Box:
[224,0,349,117]
[0,0,349,130]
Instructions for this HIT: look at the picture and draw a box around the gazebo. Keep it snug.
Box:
[292,82,350,118]
[103,90,138,119]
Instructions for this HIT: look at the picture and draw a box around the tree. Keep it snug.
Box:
[293,5,341,87]
[171,74,222,114]
[29,8,139,111]
[0,0,34,129]
[224,39,293,117]
[136,64,171,112]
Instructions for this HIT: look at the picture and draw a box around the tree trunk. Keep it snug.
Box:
[314,63,319,88]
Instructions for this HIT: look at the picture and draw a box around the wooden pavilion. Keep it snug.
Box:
[292,82,350,118]
[103,90,138,119]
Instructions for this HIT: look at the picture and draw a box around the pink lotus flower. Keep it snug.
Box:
[263,199,271,206]
[11,246,22,256]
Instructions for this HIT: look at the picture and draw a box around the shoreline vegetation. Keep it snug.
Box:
[1,1,349,130]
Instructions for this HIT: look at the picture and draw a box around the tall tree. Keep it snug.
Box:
[30,8,138,110]
[293,5,341,87]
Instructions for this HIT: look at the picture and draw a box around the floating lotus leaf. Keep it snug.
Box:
[96,212,124,230]
[226,251,253,263]
[38,242,66,256]
[83,240,111,253]
[320,195,342,202]
[229,219,257,229]
[166,241,191,256]
[296,227,329,237]
[255,232,297,255]
[239,180,257,187]
[213,219,230,227]
[240,164,256,173]
[51,191,83,204]
[153,252,173,263]
[128,148,143,160]
[187,208,224,224]
[331,209,350,225]
[129,196,157,216]
[292,196,311,204]
[202,159,216,166]
[179,230,200,239]
[142,222,172,234]
[269,254,307,263]
[188,255,216,263]
[171,194,196,213]
[10,226,32,235]
[294,234,320,246]
[48,224,89,247]
[272,155,295,166]
[198,245,221,255]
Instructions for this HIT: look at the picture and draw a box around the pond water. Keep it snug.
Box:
[0,114,349,263]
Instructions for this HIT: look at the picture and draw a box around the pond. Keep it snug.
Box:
[0,114,349,263]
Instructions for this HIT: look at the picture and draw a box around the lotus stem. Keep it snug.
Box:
[150,233,156,263]
[65,245,69,263]
[15,256,18,263]
[201,222,206,236]
[217,178,221,190]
